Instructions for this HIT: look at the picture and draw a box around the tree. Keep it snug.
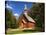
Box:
[28,3,44,32]
[6,8,18,29]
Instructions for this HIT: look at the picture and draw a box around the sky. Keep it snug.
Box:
[6,1,33,17]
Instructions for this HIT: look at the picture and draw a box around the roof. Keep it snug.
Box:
[24,12,35,23]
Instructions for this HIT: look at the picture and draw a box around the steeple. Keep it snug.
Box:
[24,4,27,10]
[24,4,28,15]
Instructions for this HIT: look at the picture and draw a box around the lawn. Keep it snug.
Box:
[6,27,41,34]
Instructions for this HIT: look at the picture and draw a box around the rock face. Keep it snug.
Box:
[18,4,36,30]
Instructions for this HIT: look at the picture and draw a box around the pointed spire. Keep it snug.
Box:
[24,4,27,10]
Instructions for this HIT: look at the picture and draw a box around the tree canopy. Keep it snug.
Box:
[28,3,44,32]
[5,8,18,29]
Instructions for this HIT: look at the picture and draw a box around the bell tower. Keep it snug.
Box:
[24,4,27,10]
[24,4,28,15]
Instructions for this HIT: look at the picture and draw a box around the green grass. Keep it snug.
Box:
[6,28,40,34]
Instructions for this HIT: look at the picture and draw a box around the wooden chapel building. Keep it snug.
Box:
[18,4,36,30]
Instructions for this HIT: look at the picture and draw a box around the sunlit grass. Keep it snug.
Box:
[6,27,41,34]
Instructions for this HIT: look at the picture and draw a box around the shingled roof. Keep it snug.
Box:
[24,12,35,23]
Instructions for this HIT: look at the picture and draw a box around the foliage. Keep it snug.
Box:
[5,8,18,29]
[28,3,44,32]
